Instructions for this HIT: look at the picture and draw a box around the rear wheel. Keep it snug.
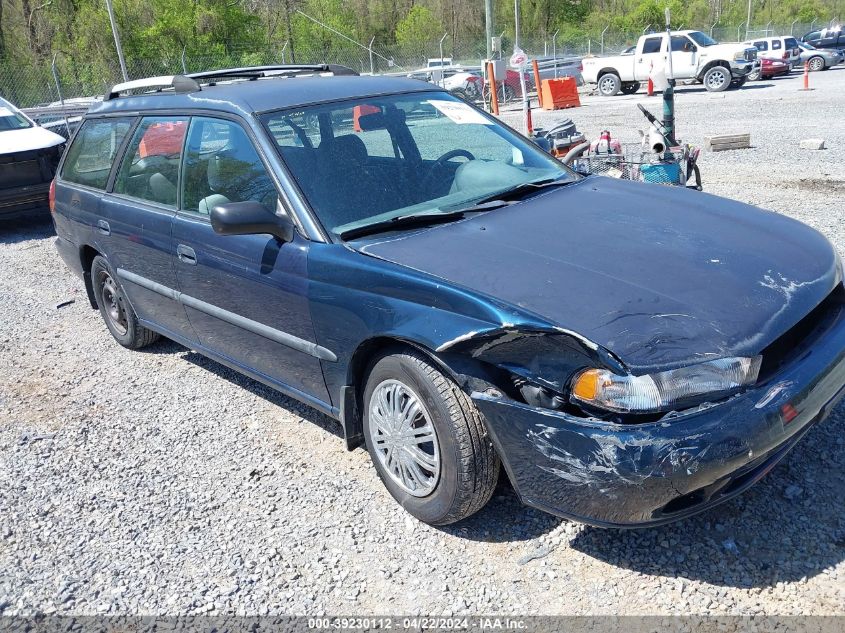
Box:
[597,73,621,96]
[807,56,825,71]
[91,255,159,350]
[703,66,731,92]
[748,66,762,81]
[730,76,748,89]
[362,350,499,525]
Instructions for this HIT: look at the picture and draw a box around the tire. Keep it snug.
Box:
[748,66,762,81]
[621,81,640,95]
[597,73,621,96]
[730,76,748,89]
[808,56,825,71]
[91,255,159,350]
[703,66,731,92]
[362,349,500,525]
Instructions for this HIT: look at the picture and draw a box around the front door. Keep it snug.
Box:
[171,116,330,403]
[669,35,699,79]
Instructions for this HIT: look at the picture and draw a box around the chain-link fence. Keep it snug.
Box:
[0,20,836,109]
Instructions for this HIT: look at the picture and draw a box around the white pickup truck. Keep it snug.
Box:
[582,30,758,96]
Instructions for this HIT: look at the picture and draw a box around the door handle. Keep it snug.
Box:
[97,220,110,235]
[176,244,197,265]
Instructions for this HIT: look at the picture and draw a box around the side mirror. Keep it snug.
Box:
[210,201,295,242]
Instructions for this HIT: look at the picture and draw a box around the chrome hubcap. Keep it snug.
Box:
[368,379,440,497]
[599,77,616,94]
[809,58,823,71]
[707,70,727,89]
[101,274,128,335]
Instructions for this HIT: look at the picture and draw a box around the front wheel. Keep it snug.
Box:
[621,81,640,95]
[597,73,621,96]
[807,56,825,71]
[91,255,159,349]
[363,350,500,525]
[703,66,731,92]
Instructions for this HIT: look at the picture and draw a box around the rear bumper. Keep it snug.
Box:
[473,297,845,528]
[0,182,50,217]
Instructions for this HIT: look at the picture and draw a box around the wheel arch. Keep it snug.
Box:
[596,68,620,80]
[339,336,464,451]
[79,244,101,309]
[697,60,731,81]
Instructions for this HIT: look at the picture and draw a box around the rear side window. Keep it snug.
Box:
[61,118,132,190]
[113,117,188,207]
[772,39,782,50]
[181,117,276,215]
[642,37,663,54]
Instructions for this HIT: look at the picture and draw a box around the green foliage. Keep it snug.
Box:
[395,6,443,46]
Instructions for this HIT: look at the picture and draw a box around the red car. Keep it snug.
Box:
[751,57,791,80]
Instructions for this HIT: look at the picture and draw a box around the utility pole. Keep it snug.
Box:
[484,0,494,59]
[105,0,128,81]
[745,0,753,40]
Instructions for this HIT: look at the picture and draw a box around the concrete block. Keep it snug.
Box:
[799,138,826,150]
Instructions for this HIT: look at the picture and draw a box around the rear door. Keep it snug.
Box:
[100,116,196,342]
[54,117,133,243]
[171,115,330,402]
[635,35,665,81]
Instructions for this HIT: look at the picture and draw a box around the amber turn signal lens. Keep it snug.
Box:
[572,369,602,401]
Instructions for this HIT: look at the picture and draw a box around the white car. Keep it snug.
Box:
[0,96,66,217]
[743,36,802,67]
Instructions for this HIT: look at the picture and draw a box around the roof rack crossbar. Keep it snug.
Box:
[104,75,201,101]
[187,64,359,82]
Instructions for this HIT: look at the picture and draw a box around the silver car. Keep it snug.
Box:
[799,42,844,71]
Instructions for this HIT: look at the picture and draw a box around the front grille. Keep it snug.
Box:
[758,284,845,382]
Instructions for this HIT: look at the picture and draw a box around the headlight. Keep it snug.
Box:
[734,51,747,61]
[571,356,762,414]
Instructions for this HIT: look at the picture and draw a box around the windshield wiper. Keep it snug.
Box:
[339,210,466,240]
[469,177,575,207]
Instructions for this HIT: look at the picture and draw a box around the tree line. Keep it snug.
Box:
[0,0,841,79]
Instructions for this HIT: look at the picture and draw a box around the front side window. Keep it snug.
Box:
[113,117,188,206]
[262,92,572,237]
[181,117,277,215]
[671,36,695,52]
[61,117,133,190]
[753,40,768,51]
[641,37,663,54]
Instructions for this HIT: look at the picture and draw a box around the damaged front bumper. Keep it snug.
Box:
[473,309,845,528]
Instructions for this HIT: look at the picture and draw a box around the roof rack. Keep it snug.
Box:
[187,64,359,82]
[104,75,200,101]
[103,64,359,101]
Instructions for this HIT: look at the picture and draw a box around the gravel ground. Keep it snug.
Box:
[2,68,845,618]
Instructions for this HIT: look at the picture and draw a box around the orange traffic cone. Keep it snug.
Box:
[647,61,654,96]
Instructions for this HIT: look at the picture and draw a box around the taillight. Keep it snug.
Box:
[578,62,583,72]
[48,179,56,213]
[782,51,789,59]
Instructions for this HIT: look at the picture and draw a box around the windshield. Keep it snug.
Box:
[688,31,718,47]
[261,92,573,238]
[0,99,32,132]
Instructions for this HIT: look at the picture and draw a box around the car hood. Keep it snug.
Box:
[0,126,65,154]
[357,177,841,372]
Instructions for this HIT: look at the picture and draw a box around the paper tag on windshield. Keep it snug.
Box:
[428,100,491,125]
[0,107,14,117]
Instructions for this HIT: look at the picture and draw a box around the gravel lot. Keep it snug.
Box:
[1,67,845,618]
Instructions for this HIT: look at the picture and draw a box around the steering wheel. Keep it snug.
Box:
[422,149,476,191]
